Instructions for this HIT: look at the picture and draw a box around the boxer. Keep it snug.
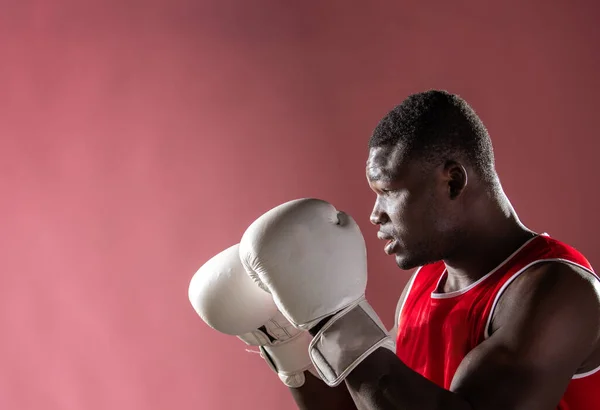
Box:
[238,91,600,409]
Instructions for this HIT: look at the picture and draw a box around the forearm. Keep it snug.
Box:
[345,348,472,410]
[290,371,358,410]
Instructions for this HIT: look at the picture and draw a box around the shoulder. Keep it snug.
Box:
[491,260,600,340]
[499,261,599,308]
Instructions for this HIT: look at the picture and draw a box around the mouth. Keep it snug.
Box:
[384,239,399,255]
[377,232,399,255]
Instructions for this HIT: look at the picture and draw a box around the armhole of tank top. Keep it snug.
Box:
[391,267,422,337]
[483,258,600,379]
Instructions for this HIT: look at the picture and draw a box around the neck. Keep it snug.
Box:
[441,188,536,291]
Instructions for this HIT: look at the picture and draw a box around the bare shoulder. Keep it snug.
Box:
[491,261,600,365]
[493,261,600,329]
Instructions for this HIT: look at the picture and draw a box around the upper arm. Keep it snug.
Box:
[450,262,600,410]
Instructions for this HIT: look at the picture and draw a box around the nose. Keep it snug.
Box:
[369,198,389,226]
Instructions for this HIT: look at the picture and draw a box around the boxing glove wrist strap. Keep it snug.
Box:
[239,330,317,388]
[308,299,396,387]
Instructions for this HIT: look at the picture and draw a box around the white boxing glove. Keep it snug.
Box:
[188,243,319,388]
[239,198,395,387]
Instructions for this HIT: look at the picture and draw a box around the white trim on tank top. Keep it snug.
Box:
[395,266,422,329]
[430,234,544,300]
[483,257,600,379]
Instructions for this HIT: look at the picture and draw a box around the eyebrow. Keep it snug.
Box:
[366,167,396,183]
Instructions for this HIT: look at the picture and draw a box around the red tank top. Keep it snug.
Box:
[395,234,600,410]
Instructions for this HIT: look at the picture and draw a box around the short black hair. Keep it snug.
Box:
[369,90,495,182]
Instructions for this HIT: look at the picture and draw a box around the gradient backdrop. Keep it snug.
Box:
[1,1,599,409]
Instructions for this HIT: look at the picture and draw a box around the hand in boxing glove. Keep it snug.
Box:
[187,243,319,388]
[239,198,395,387]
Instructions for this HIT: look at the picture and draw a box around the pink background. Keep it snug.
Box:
[1,1,599,409]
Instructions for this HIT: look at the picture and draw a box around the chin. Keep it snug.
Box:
[394,254,418,271]
[394,251,435,271]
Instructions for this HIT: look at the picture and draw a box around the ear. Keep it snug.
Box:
[444,161,468,199]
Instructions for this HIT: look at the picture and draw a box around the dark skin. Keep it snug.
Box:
[290,145,600,410]
[290,371,357,410]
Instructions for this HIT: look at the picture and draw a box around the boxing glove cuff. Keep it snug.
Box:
[239,329,317,388]
[308,299,395,387]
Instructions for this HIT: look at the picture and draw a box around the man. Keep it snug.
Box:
[191,90,600,409]
[284,90,600,409]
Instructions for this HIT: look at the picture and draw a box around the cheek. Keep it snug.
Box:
[400,194,439,237]
[388,194,420,233]
[426,196,459,236]
[433,210,457,234]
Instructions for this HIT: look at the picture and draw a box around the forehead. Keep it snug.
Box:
[366,146,408,182]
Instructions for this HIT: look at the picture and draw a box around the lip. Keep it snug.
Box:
[384,240,399,255]
[377,231,393,241]
[377,231,398,255]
